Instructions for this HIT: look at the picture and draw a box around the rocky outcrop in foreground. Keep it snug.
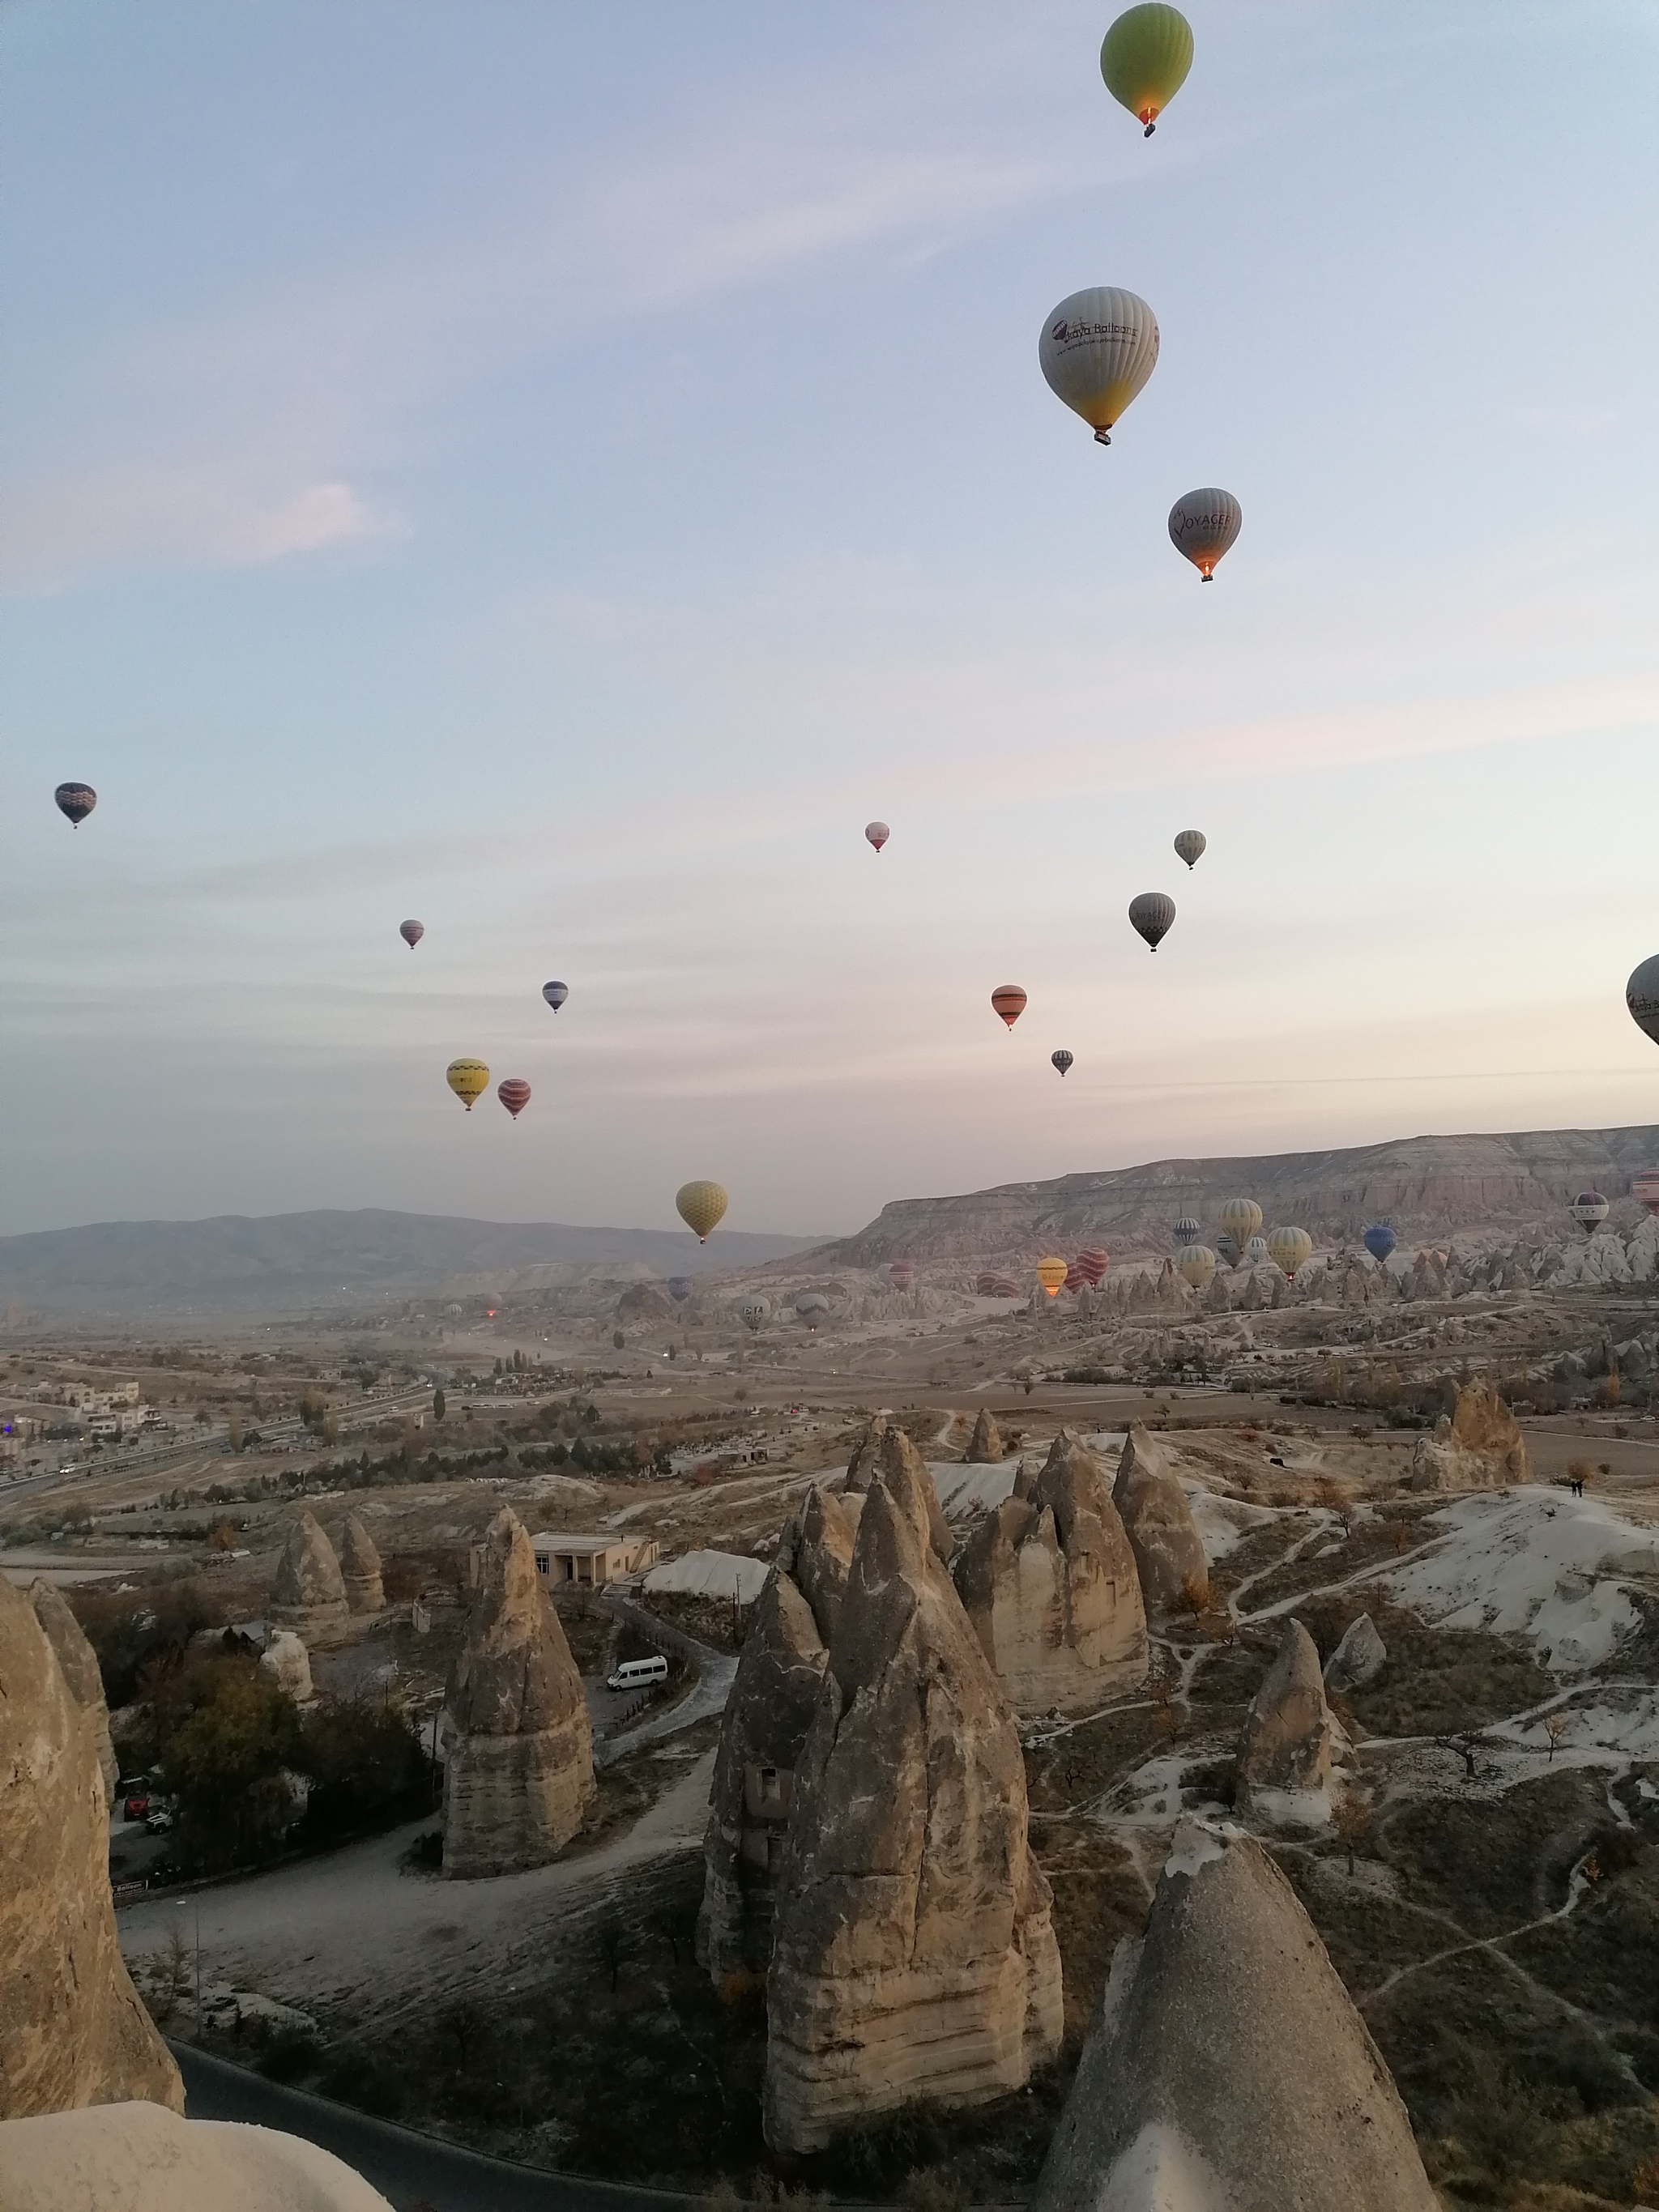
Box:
[0,2102,394,2210]
[1112,1426,1207,1610]
[1033,1819,1438,2212]
[1237,1619,1335,1816]
[339,1513,385,1613]
[0,1576,181,2120]
[443,1507,595,1877]
[765,1429,1062,2152]
[29,1581,117,1809]
[698,1485,857,1981]
[954,1430,1146,1711]
[270,1510,351,1644]
[1410,1381,1529,1492]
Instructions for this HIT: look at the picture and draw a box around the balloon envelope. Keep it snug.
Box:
[1363,1222,1397,1265]
[1100,2,1193,131]
[54,782,96,826]
[1076,1247,1109,1285]
[1570,1190,1610,1234]
[1634,1174,1659,1218]
[1039,288,1158,445]
[739,1295,770,1332]
[1168,488,1242,580]
[542,980,569,1012]
[446,1058,489,1111]
[1172,1217,1201,1247]
[399,919,424,949]
[1035,1255,1068,1298]
[1220,1198,1264,1243]
[992,984,1028,1030]
[1627,956,1659,1046]
[676,1180,728,1242]
[1177,1244,1216,1291]
[497,1078,531,1120]
[667,1276,693,1302]
[1128,893,1175,951]
[1215,1234,1240,1268]
[889,1261,915,1290]
[865,820,889,852]
[1174,829,1206,870]
[1051,1049,1074,1077]
[1244,1234,1271,1268]
[1268,1225,1313,1280]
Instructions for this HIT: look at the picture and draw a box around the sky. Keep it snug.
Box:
[2,2,1658,1241]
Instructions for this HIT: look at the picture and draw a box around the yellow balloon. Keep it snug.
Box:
[1035,1255,1068,1298]
[676,1179,729,1244]
[446,1058,489,1111]
[1176,1244,1216,1292]
[1219,1197,1262,1243]
[1100,3,1194,136]
[1267,1225,1313,1281]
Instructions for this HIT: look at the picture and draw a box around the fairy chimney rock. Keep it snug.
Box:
[965,1407,1004,1464]
[1112,1425,1207,1612]
[1033,1820,1439,2212]
[954,1429,1147,1711]
[29,1581,117,1810]
[1237,1618,1335,1816]
[442,1507,595,1877]
[339,1513,385,1614]
[260,1629,313,1703]
[270,1510,351,1644]
[0,1575,182,2120]
[1409,1380,1529,1492]
[698,1485,859,1983]
[842,1413,893,1492]
[1324,1611,1387,1695]
[763,1426,1063,2153]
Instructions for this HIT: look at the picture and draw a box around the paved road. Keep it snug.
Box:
[175,2043,704,2212]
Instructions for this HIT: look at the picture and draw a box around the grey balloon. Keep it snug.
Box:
[1628,954,1659,1046]
[1173,829,1206,870]
[1128,893,1176,951]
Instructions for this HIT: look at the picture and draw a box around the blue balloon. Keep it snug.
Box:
[542,980,569,1012]
[667,1276,692,1302]
[1363,1222,1397,1265]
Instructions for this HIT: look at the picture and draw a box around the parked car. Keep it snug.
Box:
[606,1654,669,1693]
[120,1776,151,1822]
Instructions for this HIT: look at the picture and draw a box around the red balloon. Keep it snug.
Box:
[497,1079,531,1120]
[1076,1247,1109,1285]
[991,984,1027,1030]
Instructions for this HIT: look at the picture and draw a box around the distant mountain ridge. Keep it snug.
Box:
[0,1208,821,1321]
[801,1125,1659,1268]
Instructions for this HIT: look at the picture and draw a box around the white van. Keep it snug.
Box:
[607,1654,669,1693]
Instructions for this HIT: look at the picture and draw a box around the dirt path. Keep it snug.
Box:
[119,1750,714,2029]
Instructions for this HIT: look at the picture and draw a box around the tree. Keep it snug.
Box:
[163,1659,304,1871]
[228,1409,245,1454]
[597,1916,625,1992]
[433,1387,446,1423]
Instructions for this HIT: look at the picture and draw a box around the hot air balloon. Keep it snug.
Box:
[1128,893,1175,951]
[865,820,889,853]
[1172,1217,1201,1247]
[1220,1198,1264,1245]
[542,980,569,1012]
[1035,1255,1068,1298]
[739,1295,770,1333]
[1077,1247,1109,1285]
[1051,1049,1074,1078]
[1363,1221,1397,1266]
[54,782,96,826]
[1039,288,1158,447]
[889,1261,915,1291]
[1633,1174,1659,1218]
[1168,489,1242,582]
[676,1180,728,1243]
[1100,2,1194,135]
[1215,1233,1240,1269]
[1064,1260,1088,1294]
[497,1079,531,1120]
[399,919,424,950]
[446,1058,489,1111]
[1268,1225,1313,1281]
[1570,1190,1609,1235]
[796,1290,830,1328]
[1244,1234,1271,1268]
[1174,830,1205,870]
[1177,1244,1216,1292]
[992,984,1028,1030]
[667,1276,693,1302]
[1628,956,1659,1046]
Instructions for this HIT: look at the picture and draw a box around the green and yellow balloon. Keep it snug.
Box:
[1101,4,1194,138]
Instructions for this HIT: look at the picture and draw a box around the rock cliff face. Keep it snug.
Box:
[697,1485,858,1982]
[0,1576,182,2120]
[442,1507,595,1877]
[954,1430,1147,1711]
[1237,1619,1334,1816]
[1033,1820,1438,2212]
[270,1510,351,1644]
[0,2102,394,2210]
[764,1429,1063,2153]
[339,1513,385,1614]
[1111,1426,1207,1611]
[29,1581,117,1809]
[964,1408,1004,1463]
[1410,1381,1529,1492]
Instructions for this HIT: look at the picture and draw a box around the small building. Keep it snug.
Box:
[527,1532,661,1588]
